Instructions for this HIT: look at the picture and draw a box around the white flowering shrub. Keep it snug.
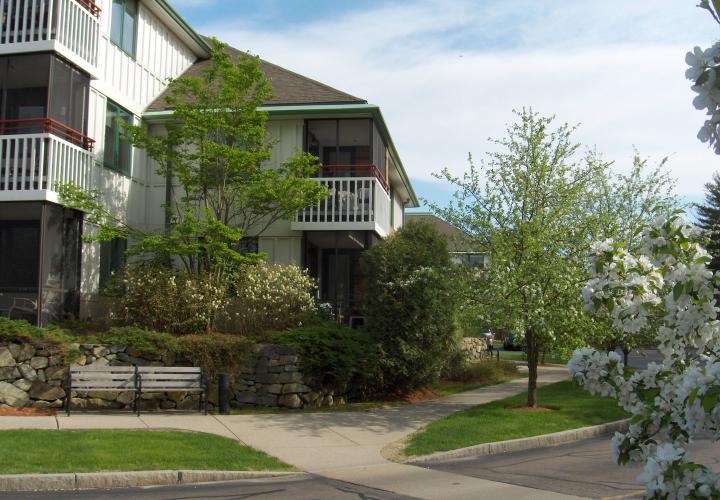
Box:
[107,265,228,335]
[687,2,720,153]
[226,263,316,336]
[570,213,720,498]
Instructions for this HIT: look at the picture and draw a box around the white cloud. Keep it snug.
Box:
[194,0,719,202]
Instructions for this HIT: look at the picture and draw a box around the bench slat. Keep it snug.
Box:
[71,373,135,380]
[138,374,201,381]
[71,381,136,389]
[137,367,201,373]
[70,366,136,372]
[140,381,203,389]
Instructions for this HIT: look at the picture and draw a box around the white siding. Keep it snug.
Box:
[265,119,304,169]
[92,0,195,115]
[392,191,404,231]
[259,237,302,266]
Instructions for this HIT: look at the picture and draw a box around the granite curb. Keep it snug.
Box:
[405,419,630,465]
[0,470,308,491]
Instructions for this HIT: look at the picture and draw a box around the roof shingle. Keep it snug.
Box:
[145,44,366,112]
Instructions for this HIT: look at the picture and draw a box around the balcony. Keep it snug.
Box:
[292,165,392,237]
[0,119,96,202]
[0,0,100,73]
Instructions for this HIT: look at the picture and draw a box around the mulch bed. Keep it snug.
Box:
[0,407,55,416]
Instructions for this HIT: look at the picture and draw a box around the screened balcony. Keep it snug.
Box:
[0,0,100,72]
[0,53,96,201]
[293,118,393,237]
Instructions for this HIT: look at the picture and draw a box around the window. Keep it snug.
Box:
[104,100,132,175]
[306,119,372,166]
[0,221,40,290]
[99,238,127,289]
[110,0,137,58]
[236,237,259,254]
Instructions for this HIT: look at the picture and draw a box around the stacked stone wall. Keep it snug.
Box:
[0,342,342,411]
[461,337,489,362]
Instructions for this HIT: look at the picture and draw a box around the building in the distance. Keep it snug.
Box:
[404,212,488,268]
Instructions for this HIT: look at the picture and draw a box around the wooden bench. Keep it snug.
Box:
[66,366,208,416]
[136,366,208,415]
[67,366,138,416]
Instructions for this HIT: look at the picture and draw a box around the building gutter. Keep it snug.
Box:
[142,103,419,207]
[152,0,211,57]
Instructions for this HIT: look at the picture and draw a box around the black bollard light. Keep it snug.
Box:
[218,373,230,415]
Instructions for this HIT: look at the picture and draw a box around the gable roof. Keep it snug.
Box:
[145,44,366,112]
[405,213,478,252]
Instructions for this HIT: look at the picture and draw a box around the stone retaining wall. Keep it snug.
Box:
[462,337,488,362]
[0,342,341,411]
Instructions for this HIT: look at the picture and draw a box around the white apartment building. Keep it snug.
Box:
[0,0,418,326]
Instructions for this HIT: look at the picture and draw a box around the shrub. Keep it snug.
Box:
[225,263,316,336]
[363,220,459,394]
[106,264,228,335]
[0,317,74,345]
[442,360,518,384]
[89,327,180,357]
[176,334,255,379]
[272,320,381,399]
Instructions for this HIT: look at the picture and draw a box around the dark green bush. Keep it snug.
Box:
[442,360,518,383]
[0,317,73,345]
[89,327,180,357]
[362,220,459,393]
[176,334,255,379]
[272,321,381,399]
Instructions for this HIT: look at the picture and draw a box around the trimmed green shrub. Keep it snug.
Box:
[272,320,381,399]
[442,360,518,383]
[89,327,180,357]
[176,334,255,379]
[362,220,459,393]
[105,264,228,335]
[0,317,73,345]
[224,263,316,336]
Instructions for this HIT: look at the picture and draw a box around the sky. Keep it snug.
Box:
[171,0,719,213]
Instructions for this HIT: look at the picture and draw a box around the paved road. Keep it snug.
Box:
[0,475,415,500]
[425,435,720,500]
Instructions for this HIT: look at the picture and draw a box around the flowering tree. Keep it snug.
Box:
[431,109,609,406]
[569,213,720,498]
[687,1,720,152]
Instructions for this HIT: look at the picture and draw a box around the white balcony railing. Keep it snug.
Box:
[0,0,100,69]
[0,133,95,202]
[292,176,391,237]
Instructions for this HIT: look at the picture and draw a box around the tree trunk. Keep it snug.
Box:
[526,328,538,407]
[622,345,630,367]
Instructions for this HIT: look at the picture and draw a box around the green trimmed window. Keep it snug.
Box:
[110,0,137,58]
[103,100,132,176]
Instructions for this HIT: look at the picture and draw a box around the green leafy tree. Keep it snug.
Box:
[695,172,720,272]
[60,39,328,309]
[362,220,458,393]
[430,109,608,406]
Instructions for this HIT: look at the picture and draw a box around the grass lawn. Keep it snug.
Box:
[403,379,628,457]
[498,350,569,365]
[0,430,294,474]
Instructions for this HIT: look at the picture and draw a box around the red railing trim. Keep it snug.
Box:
[74,0,101,17]
[0,118,95,151]
[317,164,390,192]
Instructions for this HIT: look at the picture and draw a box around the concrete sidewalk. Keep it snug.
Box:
[0,365,580,499]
